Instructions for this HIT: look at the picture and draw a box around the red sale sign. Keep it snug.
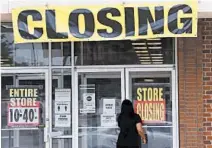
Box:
[134,100,166,124]
[8,103,40,127]
[134,85,166,124]
[7,87,41,127]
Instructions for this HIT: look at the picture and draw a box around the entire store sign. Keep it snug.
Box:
[134,85,166,124]
[12,1,197,43]
[8,87,40,127]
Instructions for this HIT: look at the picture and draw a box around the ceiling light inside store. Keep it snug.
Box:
[135,50,148,53]
[152,57,163,59]
[144,79,154,82]
[2,64,11,66]
[152,59,163,62]
[151,54,163,56]
[133,39,165,64]
[140,62,152,64]
[139,59,151,62]
[133,47,147,50]
[147,42,162,45]
[136,54,149,56]
[149,47,162,49]
[132,43,146,45]
[0,59,10,61]
[153,62,163,64]
[139,57,150,59]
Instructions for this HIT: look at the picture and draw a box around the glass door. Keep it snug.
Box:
[125,67,177,148]
[74,68,125,148]
[1,68,50,148]
[51,69,72,148]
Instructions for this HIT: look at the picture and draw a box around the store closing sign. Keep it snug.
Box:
[12,1,197,43]
[8,87,40,127]
[134,86,166,124]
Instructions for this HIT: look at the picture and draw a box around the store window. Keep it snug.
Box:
[1,74,46,148]
[1,23,49,67]
[51,43,72,66]
[129,71,173,148]
[74,38,174,65]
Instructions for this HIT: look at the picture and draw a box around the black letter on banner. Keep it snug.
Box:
[46,10,68,39]
[97,8,122,38]
[17,10,43,39]
[125,7,135,37]
[168,4,192,34]
[69,9,95,38]
[138,6,164,35]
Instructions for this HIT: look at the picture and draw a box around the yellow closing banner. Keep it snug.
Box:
[12,1,197,43]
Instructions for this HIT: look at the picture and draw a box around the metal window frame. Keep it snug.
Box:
[0,37,179,148]
[125,67,177,148]
[73,67,125,148]
[0,68,50,148]
[174,38,179,148]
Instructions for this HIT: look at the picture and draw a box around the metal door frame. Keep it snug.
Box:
[0,67,50,148]
[125,67,178,148]
[73,67,125,148]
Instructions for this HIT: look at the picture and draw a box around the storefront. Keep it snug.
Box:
[1,0,211,148]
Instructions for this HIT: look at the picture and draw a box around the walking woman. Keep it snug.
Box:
[117,100,147,148]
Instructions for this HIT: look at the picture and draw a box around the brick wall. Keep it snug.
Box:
[202,18,212,148]
[177,19,203,148]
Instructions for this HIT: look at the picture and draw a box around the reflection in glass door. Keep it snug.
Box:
[74,69,125,148]
[126,68,177,148]
[1,69,50,148]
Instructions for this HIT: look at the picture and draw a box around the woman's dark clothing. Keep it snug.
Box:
[117,113,142,148]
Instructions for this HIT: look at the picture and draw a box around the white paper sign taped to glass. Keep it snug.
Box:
[103,99,115,114]
[55,89,71,101]
[55,114,71,127]
[12,1,198,43]
[7,87,40,127]
[101,114,117,127]
[55,101,70,114]
[80,93,95,113]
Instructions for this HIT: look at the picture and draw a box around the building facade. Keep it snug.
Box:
[1,0,212,148]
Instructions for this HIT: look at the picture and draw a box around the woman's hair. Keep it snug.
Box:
[117,99,135,128]
[119,99,135,118]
